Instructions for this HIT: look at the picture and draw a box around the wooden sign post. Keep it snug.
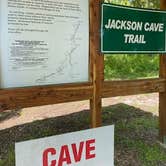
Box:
[90,0,103,128]
[159,0,166,143]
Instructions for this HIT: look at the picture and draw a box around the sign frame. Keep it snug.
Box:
[0,0,90,89]
[101,3,166,54]
[0,0,93,108]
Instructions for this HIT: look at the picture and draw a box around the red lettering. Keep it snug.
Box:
[71,142,84,162]
[86,139,96,160]
[58,145,71,166]
[43,148,56,166]
[43,139,96,166]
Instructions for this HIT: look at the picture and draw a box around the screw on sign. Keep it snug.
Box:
[43,139,96,166]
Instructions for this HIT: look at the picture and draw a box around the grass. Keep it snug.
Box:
[137,142,166,166]
[102,104,166,165]
[116,138,166,166]
[115,115,166,165]
[0,105,166,165]
[0,146,15,166]
[116,117,158,131]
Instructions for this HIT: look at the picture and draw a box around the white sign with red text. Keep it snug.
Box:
[15,125,114,166]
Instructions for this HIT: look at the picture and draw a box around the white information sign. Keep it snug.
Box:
[0,0,89,88]
[15,125,114,166]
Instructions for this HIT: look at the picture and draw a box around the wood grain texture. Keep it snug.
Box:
[103,78,165,98]
[0,83,93,111]
[159,0,166,143]
[89,0,104,127]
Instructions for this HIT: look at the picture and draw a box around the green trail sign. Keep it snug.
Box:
[101,3,166,54]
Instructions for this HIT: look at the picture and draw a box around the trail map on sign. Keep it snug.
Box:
[0,0,89,88]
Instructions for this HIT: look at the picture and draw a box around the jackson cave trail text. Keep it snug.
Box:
[105,19,164,44]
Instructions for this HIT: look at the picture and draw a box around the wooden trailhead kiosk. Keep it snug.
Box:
[0,0,166,144]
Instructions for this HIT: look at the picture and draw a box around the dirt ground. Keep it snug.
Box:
[0,93,158,130]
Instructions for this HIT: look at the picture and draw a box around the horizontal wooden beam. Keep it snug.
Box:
[102,78,166,98]
[0,83,93,111]
[0,78,165,111]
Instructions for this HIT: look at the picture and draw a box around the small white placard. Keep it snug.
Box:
[15,125,114,166]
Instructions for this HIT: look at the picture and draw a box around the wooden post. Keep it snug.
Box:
[90,0,104,128]
[159,0,166,143]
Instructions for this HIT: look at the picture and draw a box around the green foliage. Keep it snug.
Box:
[105,0,160,9]
[104,0,160,80]
[105,54,159,80]
[131,0,160,9]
